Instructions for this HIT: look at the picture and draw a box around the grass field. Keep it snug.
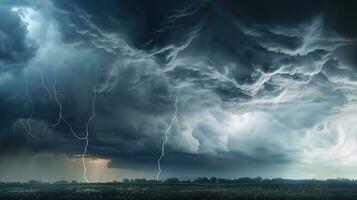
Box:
[1,183,357,200]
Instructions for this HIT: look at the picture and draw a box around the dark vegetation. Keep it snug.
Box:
[1,177,357,200]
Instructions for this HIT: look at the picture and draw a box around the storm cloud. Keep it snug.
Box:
[1,0,357,181]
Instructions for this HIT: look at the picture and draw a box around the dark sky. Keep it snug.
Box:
[1,0,357,182]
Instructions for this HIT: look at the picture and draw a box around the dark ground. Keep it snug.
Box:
[1,183,357,200]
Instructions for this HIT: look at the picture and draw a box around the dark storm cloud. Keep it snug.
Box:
[51,0,202,48]
[0,8,36,72]
[1,0,357,179]
[223,0,357,35]
[223,0,357,65]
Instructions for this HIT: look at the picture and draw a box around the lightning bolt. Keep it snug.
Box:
[41,68,62,135]
[38,66,98,183]
[39,68,52,100]
[24,69,36,138]
[156,91,179,181]
[82,73,98,183]
[62,118,86,140]
[39,67,81,140]
[50,69,63,127]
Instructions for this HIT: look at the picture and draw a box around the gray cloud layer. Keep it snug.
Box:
[1,0,357,180]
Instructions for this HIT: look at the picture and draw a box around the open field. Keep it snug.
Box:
[1,183,357,200]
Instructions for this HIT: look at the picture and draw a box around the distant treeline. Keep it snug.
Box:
[2,177,357,185]
[123,177,357,185]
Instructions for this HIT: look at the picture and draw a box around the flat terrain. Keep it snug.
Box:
[1,183,357,200]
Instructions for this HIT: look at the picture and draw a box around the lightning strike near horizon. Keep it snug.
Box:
[39,66,94,183]
[156,92,179,181]
[82,73,98,183]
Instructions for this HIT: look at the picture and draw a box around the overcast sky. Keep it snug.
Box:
[1,0,357,182]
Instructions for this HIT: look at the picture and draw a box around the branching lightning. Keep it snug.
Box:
[24,69,36,138]
[82,73,98,183]
[40,67,82,140]
[38,66,98,183]
[156,92,179,181]
[41,68,62,135]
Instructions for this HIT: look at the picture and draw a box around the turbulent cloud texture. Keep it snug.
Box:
[1,0,357,181]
